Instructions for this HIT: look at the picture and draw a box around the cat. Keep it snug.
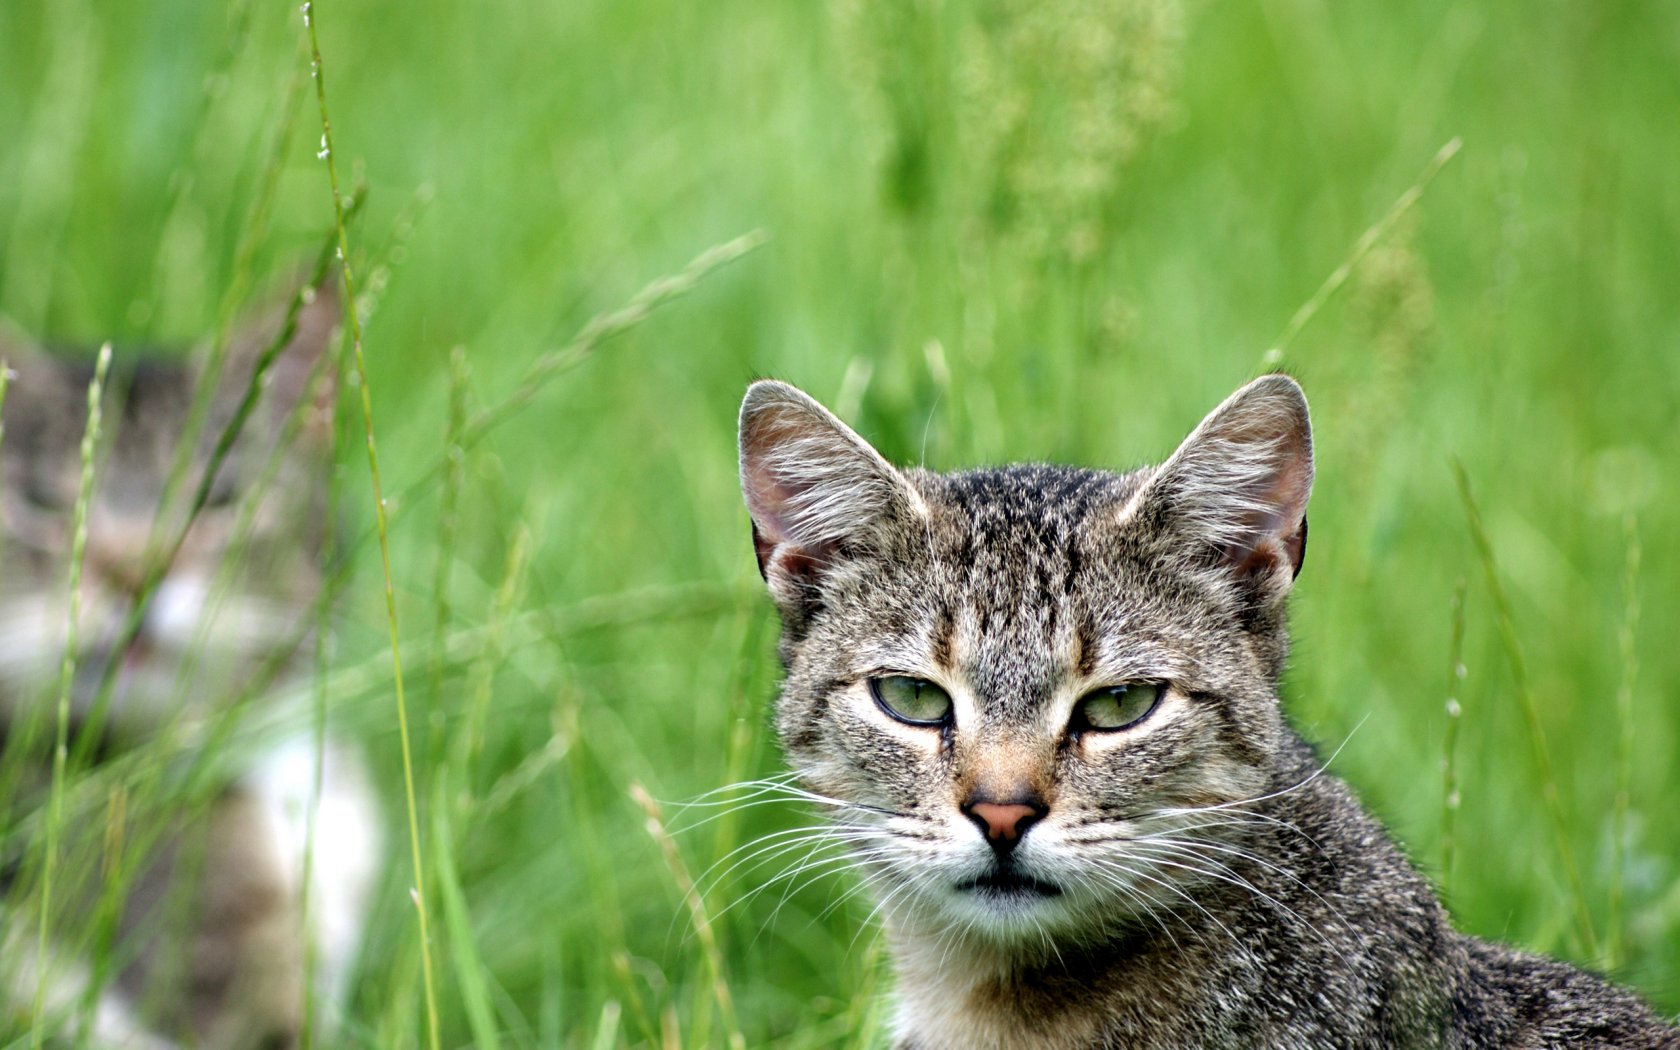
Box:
[736,375,1678,1049]
[0,288,380,1050]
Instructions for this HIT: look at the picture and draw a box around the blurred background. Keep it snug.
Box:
[1,0,1676,1046]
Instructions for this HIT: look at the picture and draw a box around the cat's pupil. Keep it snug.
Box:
[870,676,952,725]
[1077,682,1162,730]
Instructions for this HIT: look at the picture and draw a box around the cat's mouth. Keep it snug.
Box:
[955,866,1062,899]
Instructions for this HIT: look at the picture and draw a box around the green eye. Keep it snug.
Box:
[1076,683,1163,731]
[870,676,953,725]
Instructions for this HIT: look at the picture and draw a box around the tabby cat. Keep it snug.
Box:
[0,290,379,1050]
[737,375,1677,1049]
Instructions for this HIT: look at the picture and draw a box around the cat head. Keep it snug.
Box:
[739,375,1312,950]
[0,286,339,738]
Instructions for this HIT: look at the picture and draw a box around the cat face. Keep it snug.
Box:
[0,291,338,737]
[740,376,1312,950]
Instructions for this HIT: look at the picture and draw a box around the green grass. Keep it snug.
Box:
[2,0,1678,1045]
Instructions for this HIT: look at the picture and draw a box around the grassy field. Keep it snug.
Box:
[2,0,1677,1046]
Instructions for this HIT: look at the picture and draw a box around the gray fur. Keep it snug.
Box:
[738,376,1678,1050]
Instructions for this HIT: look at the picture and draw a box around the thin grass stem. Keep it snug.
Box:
[375,230,767,534]
[303,6,442,1050]
[146,22,305,560]
[1261,138,1460,365]
[458,519,532,796]
[1606,510,1640,971]
[433,769,503,1050]
[70,192,363,770]
[135,0,258,334]
[842,935,887,1050]
[591,1001,622,1050]
[1450,457,1597,959]
[630,783,747,1050]
[428,346,471,774]
[29,342,110,1050]
[706,604,772,915]
[1440,576,1467,884]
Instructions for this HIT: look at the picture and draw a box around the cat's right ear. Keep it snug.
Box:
[739,380,920,616]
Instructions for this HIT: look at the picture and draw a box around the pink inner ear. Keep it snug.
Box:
[740,405,833,577]
[738,379,911,592]
[744,465,813,578]
[1224,434,1312,580]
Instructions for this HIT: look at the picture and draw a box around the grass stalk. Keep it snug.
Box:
[302,6,442,1050]
[433,771,503,1050]
[255,228,764,626]
[1261,137,1460,365]
[135,0,258,331]
[1450,457,1598,959]
[68,193,363,770]
[592,1001,622,1050]
[841,936,887,1050]
[631,783,746,1050]
[462,229,767,451]
[1606,510,1640,970]
[1440,577,1467,884]
[29,342,110,1050]
[146,30,307,577]
[428,346,471,773]
[707,603,772,912]
[459,520,533,792]
[556,729,657,1047]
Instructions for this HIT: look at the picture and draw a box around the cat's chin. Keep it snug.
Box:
[919,866,1078,942]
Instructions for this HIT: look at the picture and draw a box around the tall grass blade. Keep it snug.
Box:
[1440,576,1467,883]
[592,1001,622,1050]
[428,346,471,772]
[842,936,887,1050]
[631,783,746,1050]
[303,7,441,1050]
[0,0,98,330]
[29,342,110,1050]
[278,229,765,640]
[461,229,768,451]
[1261,138,1460,365]
[135,0,259,334]
[433,772,503,1050]
[1450,457,1598,959]
[1606,510,1640,970]
[145,13,303,557]
[70,193,364,770]
[459,520,533,794]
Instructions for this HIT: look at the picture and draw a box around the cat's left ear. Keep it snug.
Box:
[1123,373,1312,605]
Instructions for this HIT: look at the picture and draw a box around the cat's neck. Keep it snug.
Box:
[887,917,1205,1050]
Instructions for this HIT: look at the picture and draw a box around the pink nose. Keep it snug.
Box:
[968,802,1039,841]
